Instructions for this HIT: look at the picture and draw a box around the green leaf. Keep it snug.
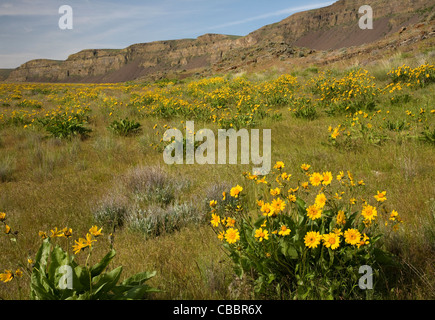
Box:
[296,198,306,216]
[287,245,299,259]
[373,248,399,267]
[254,215,266,229]
[33,238,52,274]
[48,245,69,287]
[91,266,123,299]
[121,271,156,286]
[30,238,55,299]
[30,282,57,300]
[73,265,90,291]
[114,285,160,300]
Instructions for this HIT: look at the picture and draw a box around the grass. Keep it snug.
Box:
[0,52,434,300]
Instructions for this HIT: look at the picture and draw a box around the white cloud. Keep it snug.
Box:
[0,0,58,16]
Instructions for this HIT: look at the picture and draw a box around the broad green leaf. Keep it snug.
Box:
[33,238,52,274]
[91,266,123,299]
[30,283,57,300]
[114,285,160,300]
[73,265,89,291]
[373,248,399,267]
[121,271,156,286]
[48,245,69,287]
[287,245,299,259]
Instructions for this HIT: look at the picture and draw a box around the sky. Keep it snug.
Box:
[0,0,336,69]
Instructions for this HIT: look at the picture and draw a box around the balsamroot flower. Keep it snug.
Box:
[255,228,269,242]
[89,226,103,237]
[225,228,240,244]
[323,233,341,250]
[306,204,322,220]
[230,185,243,198]
[344,228,361,246]
[0,270,14,283]
[304,231,321,249]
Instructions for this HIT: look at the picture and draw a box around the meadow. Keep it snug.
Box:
[0,53,434,300]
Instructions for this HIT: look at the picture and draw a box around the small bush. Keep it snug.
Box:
[123,166,175,206]
[210,163,403,299]
[384,120,410,132]
[93,193,130,229]
[38,113,92,139]
[292,98,318,120]
[420,127,435,145]
[127,202,203,237]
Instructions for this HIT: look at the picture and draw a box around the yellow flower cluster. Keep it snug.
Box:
[72,226,103,254]
[311,69,378,104]
[212,162,404,256]
[0,269,23,283]
[209,186,245,245]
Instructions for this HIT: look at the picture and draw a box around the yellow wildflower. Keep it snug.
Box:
[344,229,361,246]
[0,270,14,283]
[314,193,327,208]
[230,185,243,198]
[374,191,387,202]
[210,213,220,227]
[310,172,323,186]
[225,228,240,244]
[306,204,322,220]
[304,231,321,249]
[278,225,291,236]
[255,228,269,242]
[361,204,377,222]
[89,226,103,237]
[322,233,341,250]
[322,172,333,186]
[273,161,285,170]
[336,210,346,225]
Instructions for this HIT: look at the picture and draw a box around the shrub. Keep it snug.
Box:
[420,126,435,145]
[291,98,318,120]
[209,162,403,299]
[38,113,92,139]
[122,166,175,206]
[93,193,130,229]
[17,99,43,109]
[387,64,435,87]
[108,118,141,136]
[127,202,203,238]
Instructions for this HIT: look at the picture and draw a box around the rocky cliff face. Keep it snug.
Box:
[6,0,434,83]
[246,0,432,49]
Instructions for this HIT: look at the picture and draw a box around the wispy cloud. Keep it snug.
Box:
[208,1,335,30]
[0,0,58,16]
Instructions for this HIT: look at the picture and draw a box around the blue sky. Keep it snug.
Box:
[0,0,335,68]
